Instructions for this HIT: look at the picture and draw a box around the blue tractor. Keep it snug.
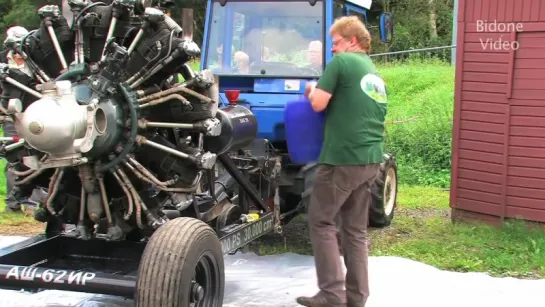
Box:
[199,0,398,227]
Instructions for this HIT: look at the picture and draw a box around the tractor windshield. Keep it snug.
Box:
[203,0,324,77]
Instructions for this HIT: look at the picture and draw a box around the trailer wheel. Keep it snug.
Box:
[369,154,398,228]
[135,217,224,307]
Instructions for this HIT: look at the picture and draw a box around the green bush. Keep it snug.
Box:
[378,58,454,188]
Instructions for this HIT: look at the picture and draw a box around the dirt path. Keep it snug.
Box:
[0,222,44,236]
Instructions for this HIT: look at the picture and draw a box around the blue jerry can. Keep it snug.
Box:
[284,96,326,164]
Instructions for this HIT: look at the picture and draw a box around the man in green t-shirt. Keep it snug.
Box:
[296,16,388,307]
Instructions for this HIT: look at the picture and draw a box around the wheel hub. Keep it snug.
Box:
[190,280,205,302]
[383,167,397,215]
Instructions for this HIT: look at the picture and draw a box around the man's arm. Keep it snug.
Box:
[305,55,343,112]
[307,86,331,112]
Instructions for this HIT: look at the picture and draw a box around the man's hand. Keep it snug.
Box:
[304,81,331,112]
[305,81,317,98]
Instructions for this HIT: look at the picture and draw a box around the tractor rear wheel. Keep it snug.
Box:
[135,217,225,307]
[369,154,398,228]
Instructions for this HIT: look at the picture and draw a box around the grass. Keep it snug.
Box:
[0,208,39,235]
[371,213,545,279]
[253,185,545,279]
[0,160,45,235]
[372,186,545,278]
[380,58,455,188]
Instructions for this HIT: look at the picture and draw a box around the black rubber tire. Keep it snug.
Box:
[368,154,398,228]
[135,217,225,307]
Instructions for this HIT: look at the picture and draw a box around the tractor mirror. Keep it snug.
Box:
[379,13,393,43]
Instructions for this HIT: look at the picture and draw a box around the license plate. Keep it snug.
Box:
[220,213,274,254]
[3,265,96,286]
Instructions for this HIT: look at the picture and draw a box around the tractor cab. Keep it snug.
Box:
[200,0,394,144]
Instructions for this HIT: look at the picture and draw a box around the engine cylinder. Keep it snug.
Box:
[203,104,257,155]
[134,134,200,186]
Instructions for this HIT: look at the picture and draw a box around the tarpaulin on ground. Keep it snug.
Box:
[0,235,544,307]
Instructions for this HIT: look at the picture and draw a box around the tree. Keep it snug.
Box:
[0,0,41,44]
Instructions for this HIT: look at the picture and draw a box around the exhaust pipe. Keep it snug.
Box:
[102,0,137,61]
[38,5,68,71]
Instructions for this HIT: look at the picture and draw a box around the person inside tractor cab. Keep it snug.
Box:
[233,50,250,74]
[306,40,323,73]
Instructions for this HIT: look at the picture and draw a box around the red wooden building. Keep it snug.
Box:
[450,0,545,224]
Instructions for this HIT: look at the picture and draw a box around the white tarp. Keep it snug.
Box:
[0,235,544,307]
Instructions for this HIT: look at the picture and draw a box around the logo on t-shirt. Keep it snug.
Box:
[360,73,387,104]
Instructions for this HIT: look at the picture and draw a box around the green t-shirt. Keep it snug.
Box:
[316,52,388,165]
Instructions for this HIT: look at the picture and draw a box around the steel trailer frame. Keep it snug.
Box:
[0,214,275,298]
[0,153,278,299]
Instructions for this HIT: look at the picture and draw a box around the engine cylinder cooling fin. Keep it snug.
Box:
[0,1,251,241]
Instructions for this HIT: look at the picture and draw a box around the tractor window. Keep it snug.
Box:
[204,0,325,77]
[348,9,368,25]
[334,1,345,19]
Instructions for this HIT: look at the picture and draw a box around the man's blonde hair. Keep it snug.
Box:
[329,16,371,52]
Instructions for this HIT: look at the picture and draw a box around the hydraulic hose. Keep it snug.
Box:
[55,64,87,81]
